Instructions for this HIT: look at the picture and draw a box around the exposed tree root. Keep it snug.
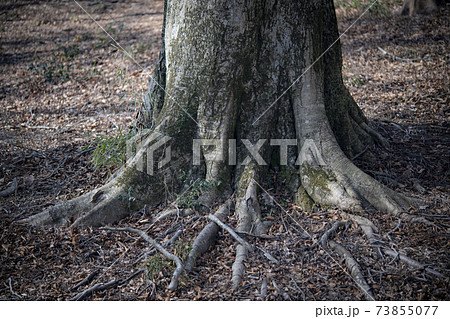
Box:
[343,213,446,279]
[382,248,446,278]
[320,221,375,300]
[231,169,267,290]
[20,131,173,227]
[259,277,268,300]
[20,180,129,227]
[293,32,422,218]
[232,245,249,290]
[319,221,348,247]
[361,122,390,149]
[185,201,231,272]
[328,240,375,301]
[395,212,434,226]
[71,278,119,301]
[101,226,184,291]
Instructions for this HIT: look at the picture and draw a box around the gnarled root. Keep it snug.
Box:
[20,131,173,227]
[20,181,128,227]
[299,138,418,217]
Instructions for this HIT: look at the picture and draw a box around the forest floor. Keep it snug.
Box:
[0,0,448,301]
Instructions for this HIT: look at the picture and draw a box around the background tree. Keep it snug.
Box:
[400,0,446,15]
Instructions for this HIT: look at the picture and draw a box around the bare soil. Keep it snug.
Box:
[0,0,448,300]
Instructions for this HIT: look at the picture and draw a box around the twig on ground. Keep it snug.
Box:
[256,246,280,264]
[378,46,419,63]
[319,221,347,247]
[8,277,22,299]
[164,229,183,247]
[132,229,183,267]
[71,269,100,291]
[101,226,184,291]
[70,279,118,301]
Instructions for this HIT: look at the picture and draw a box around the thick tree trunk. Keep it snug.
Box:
[23,0,414,229]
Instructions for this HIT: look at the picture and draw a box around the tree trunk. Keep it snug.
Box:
[23,0,415,229]
[400,0,439,15]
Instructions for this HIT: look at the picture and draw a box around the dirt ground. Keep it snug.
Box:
[0,0,448,300]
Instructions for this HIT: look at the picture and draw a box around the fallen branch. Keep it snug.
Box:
[70,279,118,301]
[132,229,183,267]
[102,226,184,291]
[70,269,145,301]
[207,214,253,252]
